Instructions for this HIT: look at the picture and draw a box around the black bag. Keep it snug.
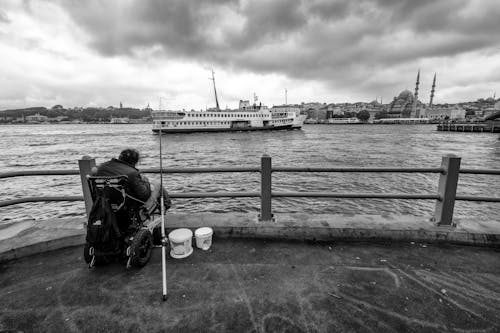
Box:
[85,194,122,258]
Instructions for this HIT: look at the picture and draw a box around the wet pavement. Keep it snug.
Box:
[1,238,499,332]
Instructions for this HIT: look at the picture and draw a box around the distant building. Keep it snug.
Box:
[425,105,465,120]
[110,117,130,124]
[239,100,251,109]
[47,116,69,122]
[364,100,383,121]
[271,104,302,117]
[25,113,48,123]
[301,102,324,111]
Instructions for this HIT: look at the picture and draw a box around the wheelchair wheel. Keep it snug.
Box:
[130,229,153,268]
[83,243,92,264]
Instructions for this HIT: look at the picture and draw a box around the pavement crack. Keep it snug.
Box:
[345,266,401,288]
[229,263,261,333]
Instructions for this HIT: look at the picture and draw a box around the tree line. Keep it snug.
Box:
[0,106,151,122]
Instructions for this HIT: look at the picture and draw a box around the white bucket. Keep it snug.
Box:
[194,227,213,251]
[168,228,193,259]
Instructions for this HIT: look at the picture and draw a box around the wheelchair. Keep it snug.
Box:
[84,175,164,268]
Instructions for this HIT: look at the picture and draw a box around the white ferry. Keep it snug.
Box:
[152,103,306,134]
[152,72,306,134]
[326,117,362,124]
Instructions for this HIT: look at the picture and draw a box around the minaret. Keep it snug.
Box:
[413,69,420,117]
[429,73,436,107]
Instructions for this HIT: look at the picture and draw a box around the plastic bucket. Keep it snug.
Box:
[194,227,213,251]
[168,228,193,259]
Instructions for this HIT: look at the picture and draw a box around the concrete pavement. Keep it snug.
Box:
[1,238,499,332]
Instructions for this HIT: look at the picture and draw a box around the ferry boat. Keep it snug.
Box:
[152,72,306,134]
[326,117,362,124]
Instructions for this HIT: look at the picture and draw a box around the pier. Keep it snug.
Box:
[1,155,500,331]
[2,237,500,332]
[437,111,500,132]
[437,121,500,132]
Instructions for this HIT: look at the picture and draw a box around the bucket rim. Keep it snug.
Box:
[195,227,213,237]
[168,228,193,242]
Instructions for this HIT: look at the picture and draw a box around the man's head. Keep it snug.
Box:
[118,148,140,167]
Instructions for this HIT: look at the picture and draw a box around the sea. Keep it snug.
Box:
[1,123,499,224]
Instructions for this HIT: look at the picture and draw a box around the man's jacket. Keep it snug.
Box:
[96,158,151,202]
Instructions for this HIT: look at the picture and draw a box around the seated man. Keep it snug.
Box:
[95,148,171,214]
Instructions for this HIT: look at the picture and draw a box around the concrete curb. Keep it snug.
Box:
[1,213,499,263]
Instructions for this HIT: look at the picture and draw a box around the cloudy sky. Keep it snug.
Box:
[1,0,499,110]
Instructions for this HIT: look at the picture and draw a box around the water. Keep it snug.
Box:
[1,124,499,224]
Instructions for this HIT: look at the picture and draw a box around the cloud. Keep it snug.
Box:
[0,10,10,23]
[1,0,499,109]
[59,0,500,71]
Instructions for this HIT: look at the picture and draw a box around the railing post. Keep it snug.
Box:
[433,154,461,226]
[259,154,273,221]
[78,155,96,218]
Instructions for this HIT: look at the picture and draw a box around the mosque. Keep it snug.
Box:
[386,70,431,119]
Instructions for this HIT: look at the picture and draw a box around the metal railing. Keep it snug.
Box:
[1,154,499,227]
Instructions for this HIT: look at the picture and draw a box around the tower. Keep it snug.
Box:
[429,73,436,108]
[413,69,420,118]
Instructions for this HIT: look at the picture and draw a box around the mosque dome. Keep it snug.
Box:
[388,89,418,117]
[397,90,414,101]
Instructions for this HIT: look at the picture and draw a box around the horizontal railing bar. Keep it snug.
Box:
[3,193,500,208]
[0,196,84,208]
[459,169,500,175]
[272,167,445,173]
[272,192,440,200]
[0,192,260,207]
[2,167,500,179]
[456,195,500,202]
[142,167,261,174]
[170,192,260,198]
[0,170,80,179]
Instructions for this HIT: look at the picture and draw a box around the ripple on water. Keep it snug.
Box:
[1,124,499,224]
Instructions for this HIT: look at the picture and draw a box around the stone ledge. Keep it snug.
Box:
[1,213,499,262]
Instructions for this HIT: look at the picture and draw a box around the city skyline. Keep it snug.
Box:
[1,0,499,110]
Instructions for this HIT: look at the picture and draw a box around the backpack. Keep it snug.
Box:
[85,194,122,260]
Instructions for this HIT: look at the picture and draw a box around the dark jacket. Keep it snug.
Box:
[96,158,151,202]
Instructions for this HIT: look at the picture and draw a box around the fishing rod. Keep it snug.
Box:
[159,100,168,302]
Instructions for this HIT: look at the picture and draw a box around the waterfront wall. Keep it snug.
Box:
[1,213,499,263]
